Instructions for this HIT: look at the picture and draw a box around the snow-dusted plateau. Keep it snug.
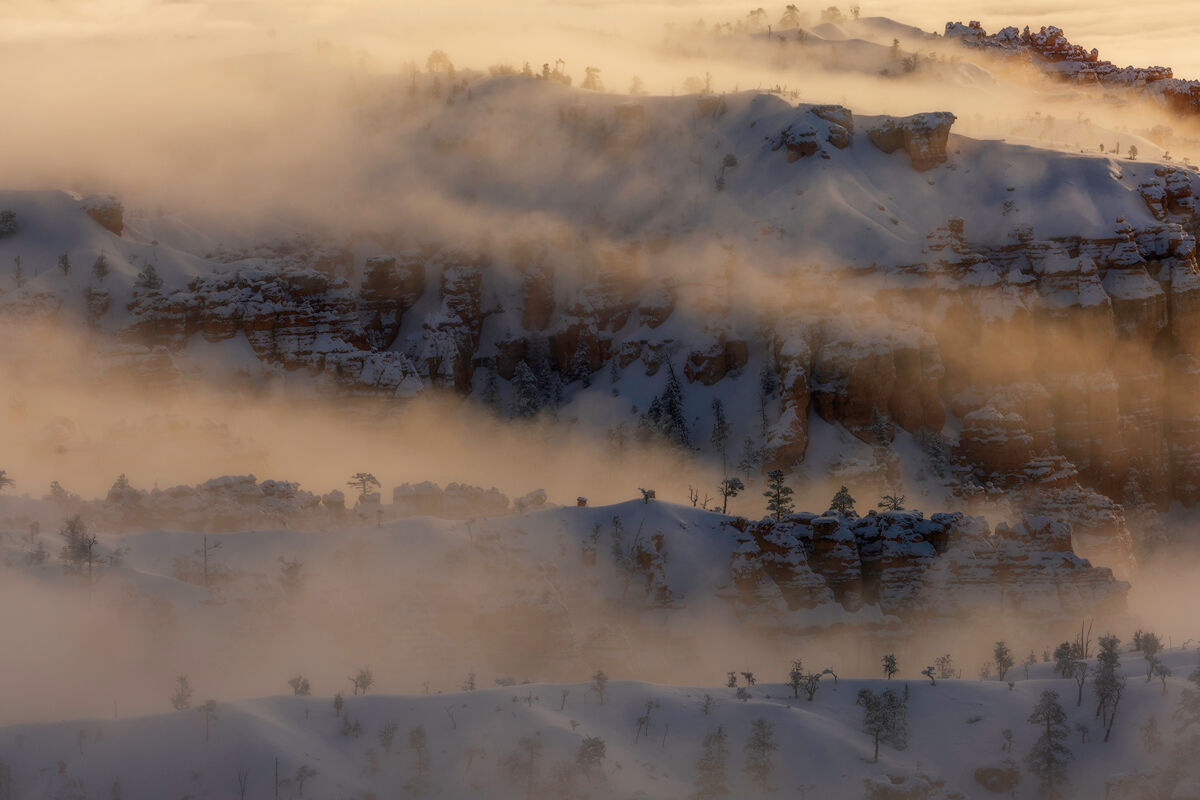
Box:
[1,3,1199,799]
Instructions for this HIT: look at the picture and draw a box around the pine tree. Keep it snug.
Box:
[935,654,955,679]
[762,469,794,521]
[655,365,692,448]
[346,473,380,499]
[994,641,1014,681]
[92,253,110,281]
[592,670,609,704]
[882,653,898,680]
[868,407,891,448]
[1137,631,1163,682]
[350,667,374,695]
[741,718,777,792]
[58,515,96,567]
[710,399,731,473]
[779,4,802,30]
[511,360,542,418]
[856,688,894,762]
[48,480,74,506]
[1053,642,1075,678]
[1026,689,1072,797]
[527,337,558,410]
[718,477,743,514]
[736,436,762,478]
[568,339,592,387]
[692,725,729,798]
[581,66,604,91]
[1094,634,1126,742]
[787,659,804,699]
[136,264,163,291]
[829,485,855,515]
[170,675,194,710]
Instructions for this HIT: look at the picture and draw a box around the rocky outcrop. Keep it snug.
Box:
[359,252,426,349]
[94,195,1200,534]
[727,510,1127,622]
[81,194,123,236]
[770,122,820,161]
[805,514,867,610]
[973,764,1021,793]
[121,266,423,398]
[867,113,956,171]
[811,104,854,148]
[810,322,944,443]
[946,22,1200,118]
[632,531,675,607]
[413,256,487,391]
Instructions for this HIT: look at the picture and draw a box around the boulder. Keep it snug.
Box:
[867,112,956,171]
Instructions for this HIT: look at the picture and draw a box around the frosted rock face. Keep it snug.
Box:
[122,266,424,398]
[43,179,1200,543]
[727,510,1128,623]
[867,112,957,171]
[945,21,1200,118]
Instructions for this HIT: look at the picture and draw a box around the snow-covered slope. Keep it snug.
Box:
[2,651,1196,799]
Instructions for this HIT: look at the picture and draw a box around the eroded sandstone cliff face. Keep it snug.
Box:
[4,88,1196,581]
[724,509,1127,624]
[945,21,1200,118]
[91,161,1200,576]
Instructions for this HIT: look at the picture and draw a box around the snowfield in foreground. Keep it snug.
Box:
[2,651,1197,799]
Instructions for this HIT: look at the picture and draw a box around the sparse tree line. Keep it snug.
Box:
[4,633,1198,798]
[0,226,164,292]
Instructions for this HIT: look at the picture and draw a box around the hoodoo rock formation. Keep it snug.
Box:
[725,508,1127,626]
[945,21,1200,117]
[867,112,957,171]
[4,82,1199,584]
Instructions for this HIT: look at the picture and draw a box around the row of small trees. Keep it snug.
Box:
[113,644,1200,797]
[4,251,163,289]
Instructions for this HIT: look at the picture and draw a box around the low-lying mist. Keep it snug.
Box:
[2,0,1198,240]
[0,0,1197,762]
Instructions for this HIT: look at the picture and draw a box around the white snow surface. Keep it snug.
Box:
[1,652,1196,799]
